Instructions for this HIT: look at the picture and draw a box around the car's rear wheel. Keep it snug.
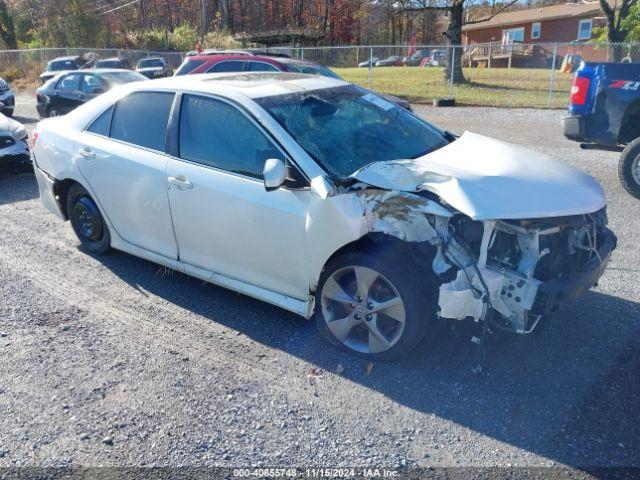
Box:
[619,137,640,199]
[66,184,111,254]
[48,107,60,117]
[315,249,436,361]
[2,108,14,117]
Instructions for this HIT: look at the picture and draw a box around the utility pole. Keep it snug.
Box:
[200,0,207,36]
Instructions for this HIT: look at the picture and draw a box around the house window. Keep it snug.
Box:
[505,27,525,42]
[578,19,592,40]
[531,22,541,39]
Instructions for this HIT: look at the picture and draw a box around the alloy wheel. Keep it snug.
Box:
[320,265,406,354]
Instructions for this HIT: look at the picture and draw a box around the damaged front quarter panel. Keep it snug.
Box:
[305,177,453,295]
[306,175,614,336]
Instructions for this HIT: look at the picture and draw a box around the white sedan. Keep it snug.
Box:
[32,73,616,360]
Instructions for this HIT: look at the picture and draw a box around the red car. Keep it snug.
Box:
[175,50,412,110]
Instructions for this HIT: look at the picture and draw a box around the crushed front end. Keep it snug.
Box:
[435,208,616,333]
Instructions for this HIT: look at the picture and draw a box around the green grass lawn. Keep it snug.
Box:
[334,66,573,109]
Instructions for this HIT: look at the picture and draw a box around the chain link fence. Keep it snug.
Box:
[272,42,639,109]
[0,43,638,108]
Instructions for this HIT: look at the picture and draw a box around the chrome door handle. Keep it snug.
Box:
[78,147,95,159]
[168,176,193,190]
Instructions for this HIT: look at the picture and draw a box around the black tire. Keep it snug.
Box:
[47,107,61,117]
[2,108,14,117]
[315,248,437,361]
[619,138,640,199]
[66,183,111,254]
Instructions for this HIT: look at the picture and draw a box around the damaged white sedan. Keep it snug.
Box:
[32,73,616,360]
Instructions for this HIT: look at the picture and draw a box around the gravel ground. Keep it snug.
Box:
[0,93,638,472]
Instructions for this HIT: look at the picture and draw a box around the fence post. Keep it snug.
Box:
[449,46,455,99]
[547,46,558,109]
[368,47,374,90]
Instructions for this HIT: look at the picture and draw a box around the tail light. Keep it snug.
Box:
[570,76,590,105]
[32,130,38,149]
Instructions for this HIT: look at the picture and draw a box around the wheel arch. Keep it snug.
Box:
[53,178,88,220]
[618,100,640,145]
[310,232,438,295]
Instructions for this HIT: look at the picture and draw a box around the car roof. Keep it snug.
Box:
[137,57,164,62]
[96,57,126,62]
[134,72,347,99]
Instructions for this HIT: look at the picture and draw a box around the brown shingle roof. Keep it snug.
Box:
[462,1,602,31]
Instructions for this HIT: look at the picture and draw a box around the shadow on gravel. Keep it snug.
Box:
[0,169,37,206]
[95,248,640,470]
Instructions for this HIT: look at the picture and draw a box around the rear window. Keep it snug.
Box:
[285,63,341,79]
[175,59,206,76]
[137,59,164,68]
[110,92,175,151]
[95,60,123,68]
[49,60,78,71]
[101,71,147,85]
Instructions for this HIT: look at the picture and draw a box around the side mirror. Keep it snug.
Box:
[263,158,286,191]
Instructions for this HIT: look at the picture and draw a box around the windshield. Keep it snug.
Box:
[101,71,147,84]
[137,59,164,68]
[286,63,342,80]
[256,85,448,178]
[49,60,77,71]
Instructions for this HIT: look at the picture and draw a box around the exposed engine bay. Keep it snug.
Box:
[433,208,615,333]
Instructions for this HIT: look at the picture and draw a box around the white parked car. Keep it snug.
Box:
[32,73,616,360]
[0,77,15,117]
[0,111,29,169]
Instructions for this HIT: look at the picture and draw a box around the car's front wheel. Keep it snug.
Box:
[315,249,436,361]
[619,137,640,199]
[66,184,111,254]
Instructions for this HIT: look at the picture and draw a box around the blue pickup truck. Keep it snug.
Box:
[563,61,640,198]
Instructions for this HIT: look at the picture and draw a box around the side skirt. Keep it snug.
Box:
[110,233,314,319]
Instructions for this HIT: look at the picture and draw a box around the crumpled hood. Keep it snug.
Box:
[350,131,606,220]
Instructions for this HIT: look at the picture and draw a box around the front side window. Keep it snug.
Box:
[256,86,448,179]
[531,22,541,39]
[179,94,281,179]
[57,74,81,91]
[110,92,174,151]
[578,19,592,40]
[207,61,245,73]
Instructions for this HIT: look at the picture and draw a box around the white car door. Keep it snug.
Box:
[165,94,310,299]
[75,91,178,259]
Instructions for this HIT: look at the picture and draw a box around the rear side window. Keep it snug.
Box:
[247,62,279,72]
[87,105,114,136]
[175,59,206,76]
[179,94,281,179]
[110,92,174,151]
[207,61,245,73]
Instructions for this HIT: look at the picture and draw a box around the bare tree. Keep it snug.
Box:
[599,0,637,61]
[388,0,518,83]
